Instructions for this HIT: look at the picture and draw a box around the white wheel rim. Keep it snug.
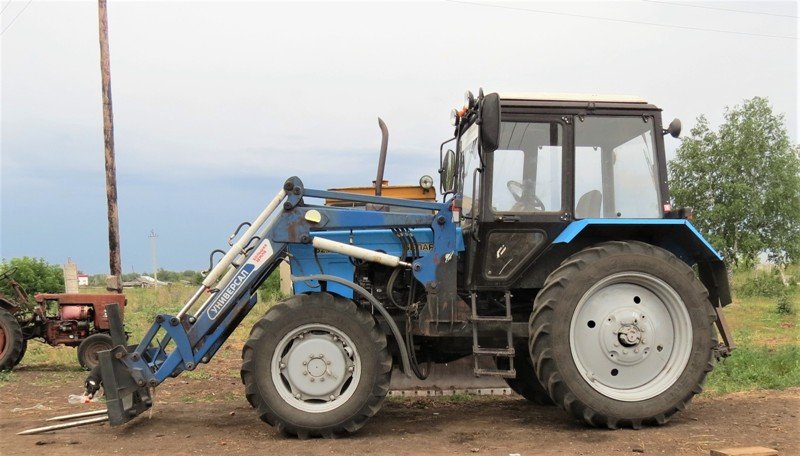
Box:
[271,323,361,413]
[569,272,693,402]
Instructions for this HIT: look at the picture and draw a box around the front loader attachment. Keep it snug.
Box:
[98,303,153,425]
[23,178,456,434]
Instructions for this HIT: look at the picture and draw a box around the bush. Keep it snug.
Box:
[0,257,65,299]
[734,269,790,298]
[775,292,794,315]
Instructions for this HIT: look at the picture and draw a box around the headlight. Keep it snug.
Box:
[464,90,475,109]
[419,175,434,190]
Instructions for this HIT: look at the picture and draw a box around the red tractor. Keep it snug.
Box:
[0,268,126,371]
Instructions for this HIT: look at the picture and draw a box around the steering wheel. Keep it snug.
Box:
[0,267,17,282]
[507,180,545,211]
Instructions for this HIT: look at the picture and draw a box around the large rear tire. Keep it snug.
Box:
[0,307,24,371]
[529,241,716,429]
[241,292,392,438]
[497,351,553,405]
[13,339,28,367]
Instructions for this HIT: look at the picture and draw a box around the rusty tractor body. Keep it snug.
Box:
[0,269,126,371]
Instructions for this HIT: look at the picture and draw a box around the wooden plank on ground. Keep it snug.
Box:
[710,447,778,456]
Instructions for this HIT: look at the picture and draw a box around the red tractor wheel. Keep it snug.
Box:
[0,307,24,371]
[77,333,114,371]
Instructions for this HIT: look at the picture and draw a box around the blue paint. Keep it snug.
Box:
[553,218,723,261]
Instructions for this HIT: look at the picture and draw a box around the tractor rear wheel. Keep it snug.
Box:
[241,292,392,438]
[497,352,553,405]
[77,333,114,370]
[529,241,716,429]
[0,307,24,371]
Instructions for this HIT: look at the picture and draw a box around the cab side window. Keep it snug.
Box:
[492,122,563,213]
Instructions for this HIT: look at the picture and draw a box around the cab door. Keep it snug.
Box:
[468,115,574,290]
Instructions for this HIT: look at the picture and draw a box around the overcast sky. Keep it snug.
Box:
[1,0,797,274]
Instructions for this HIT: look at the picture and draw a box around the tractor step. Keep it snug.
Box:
[472,347,515,356]
[474,367,517,378]
[470,291,516,378]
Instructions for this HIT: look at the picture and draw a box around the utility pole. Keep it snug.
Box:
[98,0,122,292]
[149,230,159,286]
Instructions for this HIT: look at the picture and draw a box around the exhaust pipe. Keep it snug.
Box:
[375,117,389,196]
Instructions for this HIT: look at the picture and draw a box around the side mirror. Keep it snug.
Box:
[440,149,457,193]
[663,118,681,138]
[480,93,501,152]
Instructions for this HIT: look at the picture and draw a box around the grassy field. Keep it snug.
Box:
[5,269,799,395]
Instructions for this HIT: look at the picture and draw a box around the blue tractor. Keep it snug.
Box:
[82,90,733,437]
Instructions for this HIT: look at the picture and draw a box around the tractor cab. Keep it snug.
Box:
[441,92,687,290]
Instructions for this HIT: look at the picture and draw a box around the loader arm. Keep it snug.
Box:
[95,176,459,426]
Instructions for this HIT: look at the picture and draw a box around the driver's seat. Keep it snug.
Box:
[575,190,602,219]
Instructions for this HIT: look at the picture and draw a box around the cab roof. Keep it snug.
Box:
[498,92,648,104]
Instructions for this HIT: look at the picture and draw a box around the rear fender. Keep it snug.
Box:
[553,219,731,307]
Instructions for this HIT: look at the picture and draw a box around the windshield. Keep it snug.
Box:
[459,123,481,217]
[574,116,660,218]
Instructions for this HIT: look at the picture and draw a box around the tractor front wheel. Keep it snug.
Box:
[529,241,716,429]
[241,292,392,438]
[77,333,114,370]
[0,307,24,371]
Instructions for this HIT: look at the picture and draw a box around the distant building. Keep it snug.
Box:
[78,274,89,286]
[122,275,169,288]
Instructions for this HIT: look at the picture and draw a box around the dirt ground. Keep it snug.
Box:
[1,350,798,456]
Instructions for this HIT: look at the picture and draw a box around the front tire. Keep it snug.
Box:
[241,292,392,438]
[77,333,114,370]
[529,241,716,428]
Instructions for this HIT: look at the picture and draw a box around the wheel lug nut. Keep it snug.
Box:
[310,378,315,382]
[623,350,628,354]
[279,363,286,369]
[320,378,325,382]
[330,395,335,400]
[302,361,307,365]
[348,366,354,372]
[326,361,331,365]
[295,394,301,399]
[302,371,307,376]
[298,334,304,340]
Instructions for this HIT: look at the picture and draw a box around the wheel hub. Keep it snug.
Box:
[272,324,360,413]
[617,324,642,346]
[601,309,654,366]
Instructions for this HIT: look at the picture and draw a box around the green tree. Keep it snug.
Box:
[0,257,65,298]
[669,97,800,267]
